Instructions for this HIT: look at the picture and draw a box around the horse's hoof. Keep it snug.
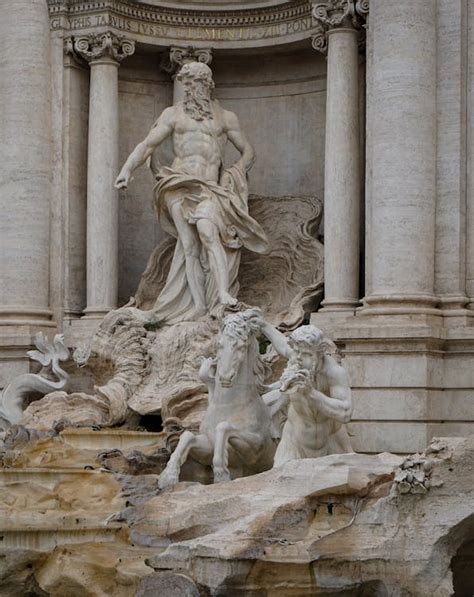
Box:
[213,468,231,483]
[158,469,179,489]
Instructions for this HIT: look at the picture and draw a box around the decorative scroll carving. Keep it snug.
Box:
[311,23,328,55]
[73,31,135,63]
[161,46,213,77]
[311,0,369,55]
[170,47,212,69]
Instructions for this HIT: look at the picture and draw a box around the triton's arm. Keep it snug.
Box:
[224,110,255,173]
[308,358,352,423]
[259,321,292,360]
[115,106,175,189]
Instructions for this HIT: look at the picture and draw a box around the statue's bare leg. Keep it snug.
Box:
[158,430,212,489]
[168,198,206,314]
[229,429,274,471]
[212,421,237,483]
[330,425,353,454]
[196,219,238,307]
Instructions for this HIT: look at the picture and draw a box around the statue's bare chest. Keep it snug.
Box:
[174,107,226,139]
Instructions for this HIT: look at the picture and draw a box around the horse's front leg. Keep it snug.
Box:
[159,431,209,489]
[213,421,238,483]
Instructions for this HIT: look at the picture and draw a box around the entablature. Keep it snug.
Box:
[48,0,320,49]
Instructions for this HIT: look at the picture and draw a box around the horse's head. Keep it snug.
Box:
[216,309,261,388]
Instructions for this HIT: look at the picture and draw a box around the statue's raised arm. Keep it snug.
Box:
[115,106,176,189]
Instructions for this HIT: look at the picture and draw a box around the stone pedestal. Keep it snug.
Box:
[74,33,135,319]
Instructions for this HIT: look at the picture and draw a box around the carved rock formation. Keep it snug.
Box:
[1,433,472,596]
[20,196,322,433]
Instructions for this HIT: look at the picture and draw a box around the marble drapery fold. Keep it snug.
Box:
[150,164,269,323]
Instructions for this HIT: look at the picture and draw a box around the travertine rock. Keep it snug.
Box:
[35,543,151,597]
[0,434,473,595]
[135,436,473,596]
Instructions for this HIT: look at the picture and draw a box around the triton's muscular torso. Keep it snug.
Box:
[284,372,341,454]
[171,102,228,182]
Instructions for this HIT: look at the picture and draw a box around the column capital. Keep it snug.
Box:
[72,32,135,65]
[311,0,369,55]
[162,46,213,76]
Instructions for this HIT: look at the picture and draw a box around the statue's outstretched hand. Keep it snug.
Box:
[114,172,129,190]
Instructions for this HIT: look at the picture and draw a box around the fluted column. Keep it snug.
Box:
[168,47,212,104]
[362,0,437,315]
[312,1,368,313]
[0,0,53,325]
[74,33,135,319]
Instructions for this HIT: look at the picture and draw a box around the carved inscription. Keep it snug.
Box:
[51,13,314,43]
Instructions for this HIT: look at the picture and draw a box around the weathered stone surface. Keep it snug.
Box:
[21,307,152,430]
[129,316,219,426]
[0,434,473,595]
[136,572,200,597]
[35,543,151,597]
[139,437,473,596]
[132,451,403,554]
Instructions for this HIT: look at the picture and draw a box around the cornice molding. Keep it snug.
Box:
[48,0,322,49]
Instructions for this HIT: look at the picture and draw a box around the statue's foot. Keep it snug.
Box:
[189,303,207,319]
[219,292,238,307]
[213,467,231,483]
[158,467,180,490]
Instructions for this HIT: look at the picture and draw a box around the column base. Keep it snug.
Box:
[0,307,55,327]
[318,298,361,313]
[63,316,102,349]
[0,308,57,388]
[82,307,115,320]
[359,293,440,316]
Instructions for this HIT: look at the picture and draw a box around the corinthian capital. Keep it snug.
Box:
[73,32,135,64]
[311,0,369,54]
[161,46,213,76]
[170,47,213,68]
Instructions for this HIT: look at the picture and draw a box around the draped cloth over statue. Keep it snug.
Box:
[150,164,269,323]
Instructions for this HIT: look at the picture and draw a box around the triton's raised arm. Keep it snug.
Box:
[115,106,176,189]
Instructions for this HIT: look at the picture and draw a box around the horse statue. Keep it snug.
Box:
[158,308,276,488]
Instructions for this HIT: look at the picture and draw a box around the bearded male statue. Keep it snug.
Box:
[115,61,269,323]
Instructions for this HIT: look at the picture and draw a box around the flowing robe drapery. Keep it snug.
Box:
[150,164,269,323]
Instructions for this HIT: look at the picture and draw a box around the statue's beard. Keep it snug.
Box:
[183,85,213,121]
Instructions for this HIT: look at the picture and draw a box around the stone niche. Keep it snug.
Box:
[116,45,327,304]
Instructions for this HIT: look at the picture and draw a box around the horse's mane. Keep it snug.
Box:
[221,310,270,393]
